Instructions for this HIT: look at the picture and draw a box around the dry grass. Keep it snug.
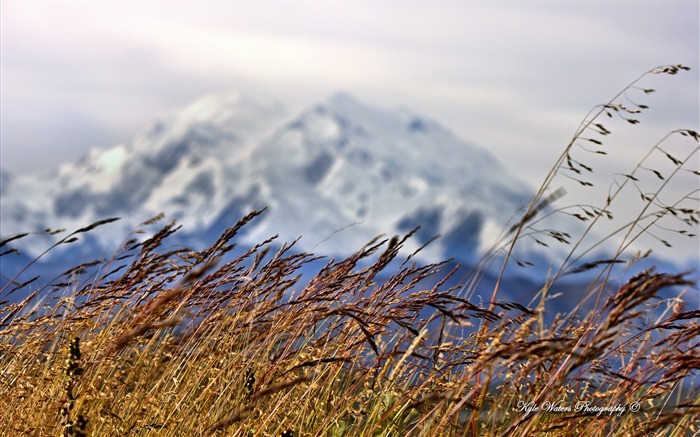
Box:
[0,65,698,436]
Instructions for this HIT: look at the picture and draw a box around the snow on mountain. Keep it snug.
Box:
[245,92,534,260]
[1,92,537,268]
[2,93,284,250]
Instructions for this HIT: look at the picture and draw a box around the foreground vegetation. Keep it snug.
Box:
[1,65,698,436]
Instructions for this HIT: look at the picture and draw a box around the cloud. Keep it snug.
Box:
[1,1,697,261]
[1,1,697,182]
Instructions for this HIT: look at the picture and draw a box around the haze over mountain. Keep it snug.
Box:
[1,92,539,266]
[2,91,698,316]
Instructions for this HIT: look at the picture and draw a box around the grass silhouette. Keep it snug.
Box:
[0,65,697,436]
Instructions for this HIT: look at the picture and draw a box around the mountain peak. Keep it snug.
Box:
[326,91,366,109]
[171,93,287,135]
[2,91,534,266]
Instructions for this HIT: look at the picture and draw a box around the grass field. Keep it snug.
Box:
[1,65,698,436]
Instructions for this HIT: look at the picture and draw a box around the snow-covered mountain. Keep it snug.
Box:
[1,92,536,268]
[3,91,698,316]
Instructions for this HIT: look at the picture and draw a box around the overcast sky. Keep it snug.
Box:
[1,1,699,258]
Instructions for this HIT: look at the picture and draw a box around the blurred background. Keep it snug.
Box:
[1,2,698,268]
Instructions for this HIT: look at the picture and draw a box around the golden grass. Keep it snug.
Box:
[0,65,698,436]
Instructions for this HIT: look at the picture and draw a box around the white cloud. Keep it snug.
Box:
[1,1,697,261]
[1,1,697,185]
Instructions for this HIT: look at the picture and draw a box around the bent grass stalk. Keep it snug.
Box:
[0,65,697,436]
